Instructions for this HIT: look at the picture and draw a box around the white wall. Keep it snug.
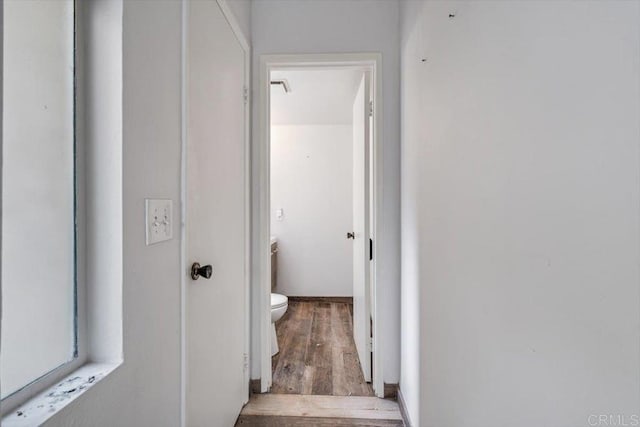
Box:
[270,69,364,126]
[400,1,640,426]
[271,125,353,297]
[43,1,183,425]
[251,0,401,384]
[83,0,124,365]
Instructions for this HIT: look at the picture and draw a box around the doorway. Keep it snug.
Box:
[256,54,383,397]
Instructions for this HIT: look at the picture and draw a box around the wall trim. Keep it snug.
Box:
[396,387,413,427]
[216,0,253,407]
[256,52,385,397]
[179,2,188,426]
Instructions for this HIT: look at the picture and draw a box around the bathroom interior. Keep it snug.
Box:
[268,67,373,396]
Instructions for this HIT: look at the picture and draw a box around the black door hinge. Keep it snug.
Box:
[369,238,373,261]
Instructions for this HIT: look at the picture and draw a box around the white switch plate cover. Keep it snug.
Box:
[145,199,173,245]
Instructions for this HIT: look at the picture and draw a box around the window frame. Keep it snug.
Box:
[0,0,89,413]
[1,0,124,421]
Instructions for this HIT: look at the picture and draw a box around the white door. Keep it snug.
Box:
[186,2,247,426]
[352,73,372,382]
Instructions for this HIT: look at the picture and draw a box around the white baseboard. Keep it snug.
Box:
[397,387,414,427]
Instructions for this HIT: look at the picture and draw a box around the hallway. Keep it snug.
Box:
[2,1,639,426]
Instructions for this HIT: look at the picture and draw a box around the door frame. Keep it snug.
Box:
[179,1,251,426]
[256,53,384,397]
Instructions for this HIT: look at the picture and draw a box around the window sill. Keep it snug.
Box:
[2,361,122,427]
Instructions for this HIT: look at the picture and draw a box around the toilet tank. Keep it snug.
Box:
[270,240,278,291]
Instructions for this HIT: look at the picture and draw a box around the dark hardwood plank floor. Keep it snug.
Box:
[271,300,374,397]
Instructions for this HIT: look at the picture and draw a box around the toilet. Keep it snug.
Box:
[270,293,288,356]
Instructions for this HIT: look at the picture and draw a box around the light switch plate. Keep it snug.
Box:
[145,199,173,245]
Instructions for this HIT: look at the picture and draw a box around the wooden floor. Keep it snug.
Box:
[235,394,403,427]
[271,300,374,397]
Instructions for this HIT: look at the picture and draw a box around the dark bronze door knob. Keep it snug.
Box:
[191,262,213,280]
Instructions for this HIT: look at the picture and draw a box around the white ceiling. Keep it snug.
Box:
[270,68,364,125]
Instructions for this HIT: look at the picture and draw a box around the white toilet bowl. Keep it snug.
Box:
[270,293,288,356]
